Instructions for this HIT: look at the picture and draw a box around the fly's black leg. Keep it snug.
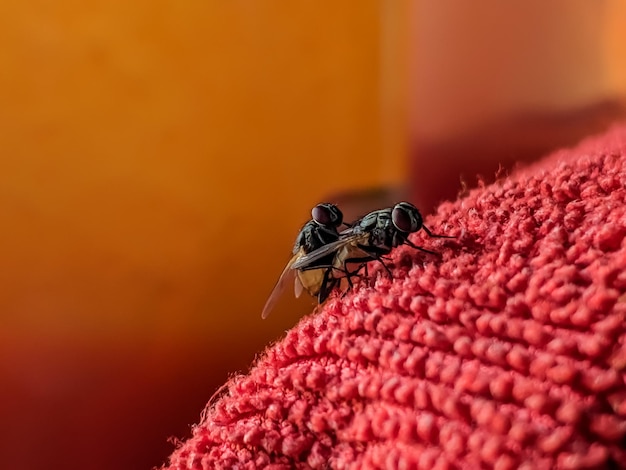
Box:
[342,256,377,268]
[343,254,393,279]
[329,266,359,290]
[318,269,336,304]
[351,255,391,277]
[404,239,439,256]
[353,244,394,278]
[341,269,363,298]
[344,264,369,289]
[342,268,355,290]
[422,225,455,239]
[333,264,367,289]
[299,263,363,299]
[376,257,393,277]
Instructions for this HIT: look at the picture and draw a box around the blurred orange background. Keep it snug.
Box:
[0,2,399,469]
[1,2,625,470]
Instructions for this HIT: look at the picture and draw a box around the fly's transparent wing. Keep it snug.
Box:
[261,254,298,319]
[339,226,356,236]
[294,274,304,298]
[291,233,367,271]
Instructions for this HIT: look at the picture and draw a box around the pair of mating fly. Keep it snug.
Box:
[261,202,452,319]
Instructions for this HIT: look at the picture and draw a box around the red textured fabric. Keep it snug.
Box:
[164,125,626,469]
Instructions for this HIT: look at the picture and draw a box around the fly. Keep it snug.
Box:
[261,203,357,319]
[292,201,453,279]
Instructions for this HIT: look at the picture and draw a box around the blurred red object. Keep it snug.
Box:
[405,1,626,211]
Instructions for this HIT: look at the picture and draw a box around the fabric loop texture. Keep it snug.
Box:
[164,124,626,469]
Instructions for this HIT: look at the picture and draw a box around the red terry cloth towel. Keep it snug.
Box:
[164,125,626,470]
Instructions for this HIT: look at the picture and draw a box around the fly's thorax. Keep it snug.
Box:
[315,226,340,248]
[352,209,392,238]
[292,221,312,254]
[368,220,394,251]
[357,210,383,231]
[371,230,393,252]
[376,211,393,230]
[293,221,339,255]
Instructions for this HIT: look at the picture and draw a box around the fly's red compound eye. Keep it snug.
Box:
[392,206,412,232]
[312,203,343,227]
[312,204,332,226]
[392,202,421,233]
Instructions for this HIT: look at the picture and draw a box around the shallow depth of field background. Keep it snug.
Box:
[1,2,625,470]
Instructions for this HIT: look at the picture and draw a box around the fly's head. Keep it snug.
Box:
[391,202,423,234]
[311,203,343,229]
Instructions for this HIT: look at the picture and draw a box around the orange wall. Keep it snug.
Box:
[0,3,389,469]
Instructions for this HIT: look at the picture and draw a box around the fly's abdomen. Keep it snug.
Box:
[297,268,325,296]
